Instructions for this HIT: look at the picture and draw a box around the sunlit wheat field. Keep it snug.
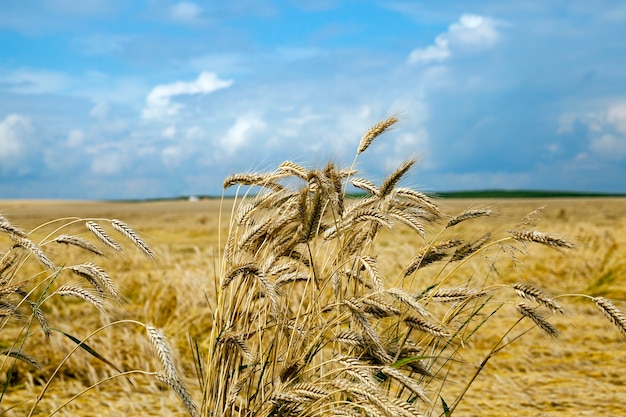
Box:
[0,195,625,416]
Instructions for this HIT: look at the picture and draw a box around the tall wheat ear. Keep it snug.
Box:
[189,117,626,417]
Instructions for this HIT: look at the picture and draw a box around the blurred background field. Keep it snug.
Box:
[1,197,625,416]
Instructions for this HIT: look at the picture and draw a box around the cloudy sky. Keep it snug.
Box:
[1,1,626,199]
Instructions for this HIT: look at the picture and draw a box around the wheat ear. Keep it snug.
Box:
[517,302,559,337]
[86,221,122,251]
[55,285,106,312]
[53,235,104,256]
[11,237,56,270]
[110,219,156,259]
[593,297,626,337]
[447,209,493,228]
[147,325,199,417]
[357,116,398,155]
[513,283,564,314]
[508,230,574,249]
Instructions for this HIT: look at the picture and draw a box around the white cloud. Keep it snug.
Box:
[186,125,205,139]
[606,102,626,134]
[142,71,233,120]
[0,114,32,168]
[162,125,177,138]
[90,152,125,176]
[90,101,109,120]
[77,34,130,56]
[590,133,626,159]
[0,69,68,94]
[559,101,626,160]
[408,14,506,65]
[162,146,182,168]
[169,2,205,25]
[221,114,266,155]
[66,129,85,147]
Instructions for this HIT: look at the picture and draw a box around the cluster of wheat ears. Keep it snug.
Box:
[1,117,625,416]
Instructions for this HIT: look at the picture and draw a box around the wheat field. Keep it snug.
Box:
[0,194,624,416]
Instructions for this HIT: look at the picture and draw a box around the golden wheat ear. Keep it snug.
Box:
[593,297,626,337]
[86,221,123,251]
[357,116,398,155]
[53,234,104,256]
[110,219,156,259]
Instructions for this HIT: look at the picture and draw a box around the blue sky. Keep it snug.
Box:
[1,1,626,199]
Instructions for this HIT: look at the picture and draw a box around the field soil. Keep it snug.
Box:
[1,197,625,416]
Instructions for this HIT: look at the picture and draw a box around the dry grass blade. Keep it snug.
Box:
[508,229,574,249]
[111,219,156,259]
[513,283,564,314]
[593,297,626,337]
[55,285,106,312]
[357,116,398,155]
[86,221,122,252]
[11,236,56,270]
[447,209,493,228]
[517,302,559,337]
[53,234,104,256]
